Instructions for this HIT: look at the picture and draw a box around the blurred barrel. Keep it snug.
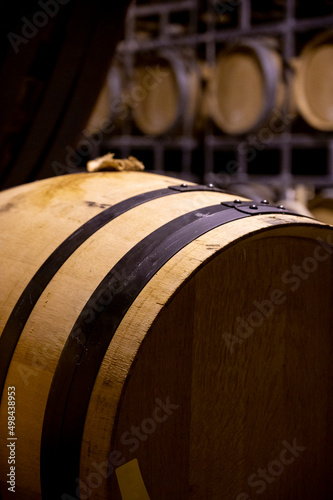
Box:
[206,38,286,134]
[86,61,128,135]
[0,171,333,499]
[293,30,333,131]
[130,49,201,135]
[309,192,333,224]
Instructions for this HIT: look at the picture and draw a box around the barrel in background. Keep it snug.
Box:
[293,30,333,131]
[85,61,128,136]
[205,38,287,135]
[130,49,202,136]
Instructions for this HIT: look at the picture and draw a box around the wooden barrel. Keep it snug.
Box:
[131,50,201,136]
[206,38,286,135]
[293,30,333,131]
[309,193,333,225]
[85,61,128,136]
[0,171,333,500]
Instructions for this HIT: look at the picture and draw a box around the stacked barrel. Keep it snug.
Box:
[87,30,333,137]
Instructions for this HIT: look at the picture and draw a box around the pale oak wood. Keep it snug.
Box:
[0,172,332,499]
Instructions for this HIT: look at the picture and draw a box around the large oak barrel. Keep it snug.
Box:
[0,171,333,500]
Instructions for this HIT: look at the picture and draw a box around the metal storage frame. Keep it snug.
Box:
[99,0,333,192]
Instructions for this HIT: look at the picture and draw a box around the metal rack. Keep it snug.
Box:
[97,0,333,192]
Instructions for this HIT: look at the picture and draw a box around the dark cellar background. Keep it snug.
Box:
[0,0,333,209]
